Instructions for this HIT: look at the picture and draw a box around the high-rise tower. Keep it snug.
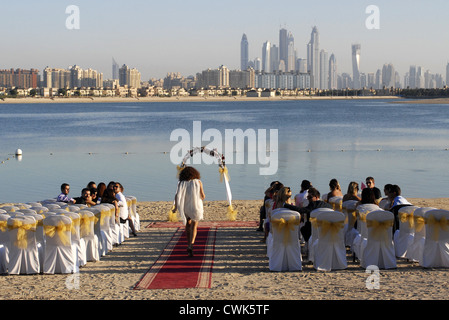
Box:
[329,53,337,90]
[308,26,320,88]
[352,44,361,89]
[112,57,119,80]
[240,34,249,71]
[279,28,288,71]
[262,41,271,73]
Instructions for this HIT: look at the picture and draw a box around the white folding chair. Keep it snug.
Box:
[362,210,396,269]
[127,196,140,231]
[88,206,110,256]
[7,215,40,275]
[308,208,334,263]
[352,204,380,261]
[378,198,391,210]
[328,196,343,212]
[79,210,100,262]
[342,200,359,247]
[394,205,420,258]
[30,206,49,215]
[43,203,61,211]
[313,210,347,271]
[43,215,74,274]
[0,213,11,274]
[269,208,302,271]
[59,211,85,270]
[405,207,436,263]
[420,209,449,268]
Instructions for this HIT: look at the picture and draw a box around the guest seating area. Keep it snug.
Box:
[0,196,139,275]
[267,199,449,271]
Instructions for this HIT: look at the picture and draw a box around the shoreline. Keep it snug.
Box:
[0,95,400,104]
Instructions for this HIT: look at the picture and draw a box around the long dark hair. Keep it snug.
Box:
[179,166,201,181]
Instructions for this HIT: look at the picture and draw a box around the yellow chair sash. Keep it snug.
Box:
[271,215,300,245]
[366,219,394,243]
[219,166,230,183]
[168,205,179,222]
[310,217,318,228]
[399,212,414,228]
[100,209,112,225]
[7,220,37,249]
[80,215,98,238]
[317,220,344,240]
[425,216,449,241]
[227,205,237,221]
[0,221,7,232]
[44,221,71,246]
[69,217,80,235]
[414,216,426,233]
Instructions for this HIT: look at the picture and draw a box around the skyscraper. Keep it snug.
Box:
[352,44,361,89]
[308,26,320,89]
[328,54,337,90]
[240,34,249,71]
[320,50,328,90]
[262,41,271,73]
[287,32,295,71]
[279,28,288,71]
[112,57,119,80]
[382,63,395,88]
[409,65,416,88]
[270,44,279,72]
[446,63,449,87]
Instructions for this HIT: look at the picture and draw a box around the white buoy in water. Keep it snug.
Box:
[15,149,22,156]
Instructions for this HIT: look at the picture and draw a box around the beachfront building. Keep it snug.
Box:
[229,68,255,89]
[42,66,103,89]
[254,71,310,90]
[196,66,230,88]
[119,64,141,88]
[0,68,39,88]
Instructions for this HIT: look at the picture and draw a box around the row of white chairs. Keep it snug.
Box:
[0,196,140,275]
[266,196,449,272]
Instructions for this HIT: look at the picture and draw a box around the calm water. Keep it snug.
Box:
[1,99,448,204]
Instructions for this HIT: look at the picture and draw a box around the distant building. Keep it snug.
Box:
[352,44,361,89]
[240,34,249,71]
[308,26,320,89]
[0,68,39,88]
[112,57,119,80]
[196,65,230,88]
[328,54,337,90]
[262,41,271,73]
[320,49,328,90]
[119,64,141,88]
[382,63,395,88]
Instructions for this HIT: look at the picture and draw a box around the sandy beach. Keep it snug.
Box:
[0,95,400,104]
[1,197,448,302]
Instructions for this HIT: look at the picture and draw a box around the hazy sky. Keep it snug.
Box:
[2,0,448,80]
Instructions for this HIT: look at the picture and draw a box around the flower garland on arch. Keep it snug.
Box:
[169,146,238,222]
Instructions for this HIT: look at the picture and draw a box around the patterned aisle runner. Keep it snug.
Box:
[134,227,216,289]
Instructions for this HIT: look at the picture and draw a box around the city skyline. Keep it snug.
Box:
[2,0,449,81]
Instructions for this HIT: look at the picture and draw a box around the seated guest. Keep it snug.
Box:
[57,183,76,204]
[327,178,343,200]
[294,180,312,208]
[284,187,332,245]
[388,184,412,233]
[365,176,382,204]
[257,181,281,232]
[74,188,97,207]
[87,181,97,189]
[343,181,361,202]
[96,182,107,204]
[90,187,98,204]
[114,182,137,237]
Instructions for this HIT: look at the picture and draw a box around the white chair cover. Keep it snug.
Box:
[269,208,302,271]
[59,211,85,270]
[378,198,391,210]
[308,208,334,263]
[362,210,396,269]
[352,203,380,260]
[26,202,42,207]
[30,206,49,215]
[88,206,110,256]
[342,200,359,247]
[405,207,436,262]
[43,203,61,211]
[7,215,40,275]
[0,209,6,214]
[328,196,343,212]
[102,203,121,247]
[61,205,81,213]
[16,209,37,215]
[420,209,449,268]
[127,196,140,231]
[79,210,100,262]
[43,215,74,274]
[0,214,11,274]
[313,211,347,271]
[1,206,20,212]
[394,205,420,258]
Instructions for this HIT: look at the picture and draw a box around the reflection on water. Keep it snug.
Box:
[0,100,448,203]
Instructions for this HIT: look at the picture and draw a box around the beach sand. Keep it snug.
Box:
[0,198,448,301]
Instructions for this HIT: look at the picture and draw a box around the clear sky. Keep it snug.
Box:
[2,0,448,80]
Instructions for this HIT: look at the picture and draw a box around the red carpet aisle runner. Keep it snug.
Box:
[134,227,216,289]
[146,220,259,228]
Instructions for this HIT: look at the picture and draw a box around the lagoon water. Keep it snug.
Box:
[1,99,449,204]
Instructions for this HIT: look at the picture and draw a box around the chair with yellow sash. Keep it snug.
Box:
[308,208,334,263]
[313,210,347,271]
[58,211,85,271]
[127,196,140,231]
[43,203,61,211]
[352,203,380,261]
[342,200,359,247]
[0,213,11,274]
[394,205,420,258]
[43,215,75,274]
[92,205,113,254]
[269,208,302,271]
[20,212,45,272]
[104,203,123,246]
[378,198,391,210]
[420,209,449,268]
[405,207,436,263]
[328,196,343,212]
[30,206,49,215]
[79,210,100,262]
[361,210,396,269]
[7,215,40,275]
[86,207,108,257]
